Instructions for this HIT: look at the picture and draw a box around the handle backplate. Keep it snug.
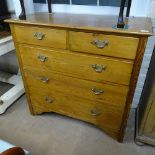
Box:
[91,64,106,73]
[91,109,101,116]
[45,96,54,104]
[34,32,45,40]
[38,55,48,62]
[91,87,104,95]
[39,76,49,83]
[91,39,109,49]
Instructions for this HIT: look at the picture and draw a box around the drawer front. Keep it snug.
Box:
[24,68,129,107]
[29,87,124,131]
[14,25,67,49]
[69,31,139,59]
[18,45,133,85]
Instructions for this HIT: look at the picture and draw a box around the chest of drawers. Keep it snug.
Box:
[6,13,152,142]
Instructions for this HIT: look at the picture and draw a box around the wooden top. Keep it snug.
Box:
[5,13,153,36]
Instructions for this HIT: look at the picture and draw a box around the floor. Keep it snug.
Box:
[0,95,155,155]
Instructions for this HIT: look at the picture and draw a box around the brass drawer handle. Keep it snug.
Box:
[91,109,101,116]
[91,87,104,95]
[39,76,49,83]
[45,96,54,104]
[34,32,45,40]
[91,64,106,73]
[91,39,109,49]
[38,55,48,62]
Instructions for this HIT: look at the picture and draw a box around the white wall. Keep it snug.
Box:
[33,0,150,17]
[7,0,14,12]
[10,0,34,17]
[147,0,155,18]
[12,0,150,18]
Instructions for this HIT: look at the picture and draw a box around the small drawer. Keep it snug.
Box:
[18,45,133,85]
[14,25,67,49]
[24,68,129,107]
[29,87,125,131]
[69,31,139,59]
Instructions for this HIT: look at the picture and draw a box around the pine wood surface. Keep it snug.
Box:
[6,13,152,141]
[24,67,129,107]
[5,13,153,36]
[69,31,139,59]
[18,44,133,85]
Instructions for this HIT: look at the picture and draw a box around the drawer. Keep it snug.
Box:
[18,45,133,85]
[29,87,124,131]
[69,31,139,59]
[24,68,129,107]
[14,25,67,49]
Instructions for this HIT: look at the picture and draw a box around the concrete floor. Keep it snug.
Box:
[0,95,155,155]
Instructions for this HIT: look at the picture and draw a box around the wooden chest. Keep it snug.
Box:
[6,13,152,142]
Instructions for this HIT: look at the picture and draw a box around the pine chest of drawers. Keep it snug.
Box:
[6,13,152,142]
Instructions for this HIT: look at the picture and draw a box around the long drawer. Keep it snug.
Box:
[29,87,124,131]
[18,45,133,85]
[14,25,67,49]
[69,31,139,59]
[24,68,129,106]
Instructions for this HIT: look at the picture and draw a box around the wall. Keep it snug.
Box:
[7,0,14,12]
[9,0,34,17]
[132,0,155,108]
[33,0,149,17]
[11,0,150,17]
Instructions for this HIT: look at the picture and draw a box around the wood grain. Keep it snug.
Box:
[143,99,155,136]
[7,13,152,141]
[29,87,124,135]
[14,25,67,49]
[9,24,34,115]
[118,37,148,142]
[17,44,133,85]
[24,67,129,107]
[5,13,153,36]
[69,31,139,59]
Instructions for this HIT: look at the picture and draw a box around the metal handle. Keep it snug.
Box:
[91,64,106,73]
[91,87,104,95]
[34,32,45,40]
[91,109,101,116]
[39,76,49,83]
[38,55,48,62]
[91,39,109,48]
[45,96,54,104]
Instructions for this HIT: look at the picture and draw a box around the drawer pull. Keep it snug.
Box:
[45,96,54,104]
[91,64,106,73]
[34,32,45,40]
[38,55,48,62]
[91,87,104,95]
[39,76,49,83]
[91,109,101,116]
[91,39,109,49]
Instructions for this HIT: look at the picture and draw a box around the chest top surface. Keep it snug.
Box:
[6,13,152,36]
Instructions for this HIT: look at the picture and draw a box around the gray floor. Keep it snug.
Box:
[0,95,155,155]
